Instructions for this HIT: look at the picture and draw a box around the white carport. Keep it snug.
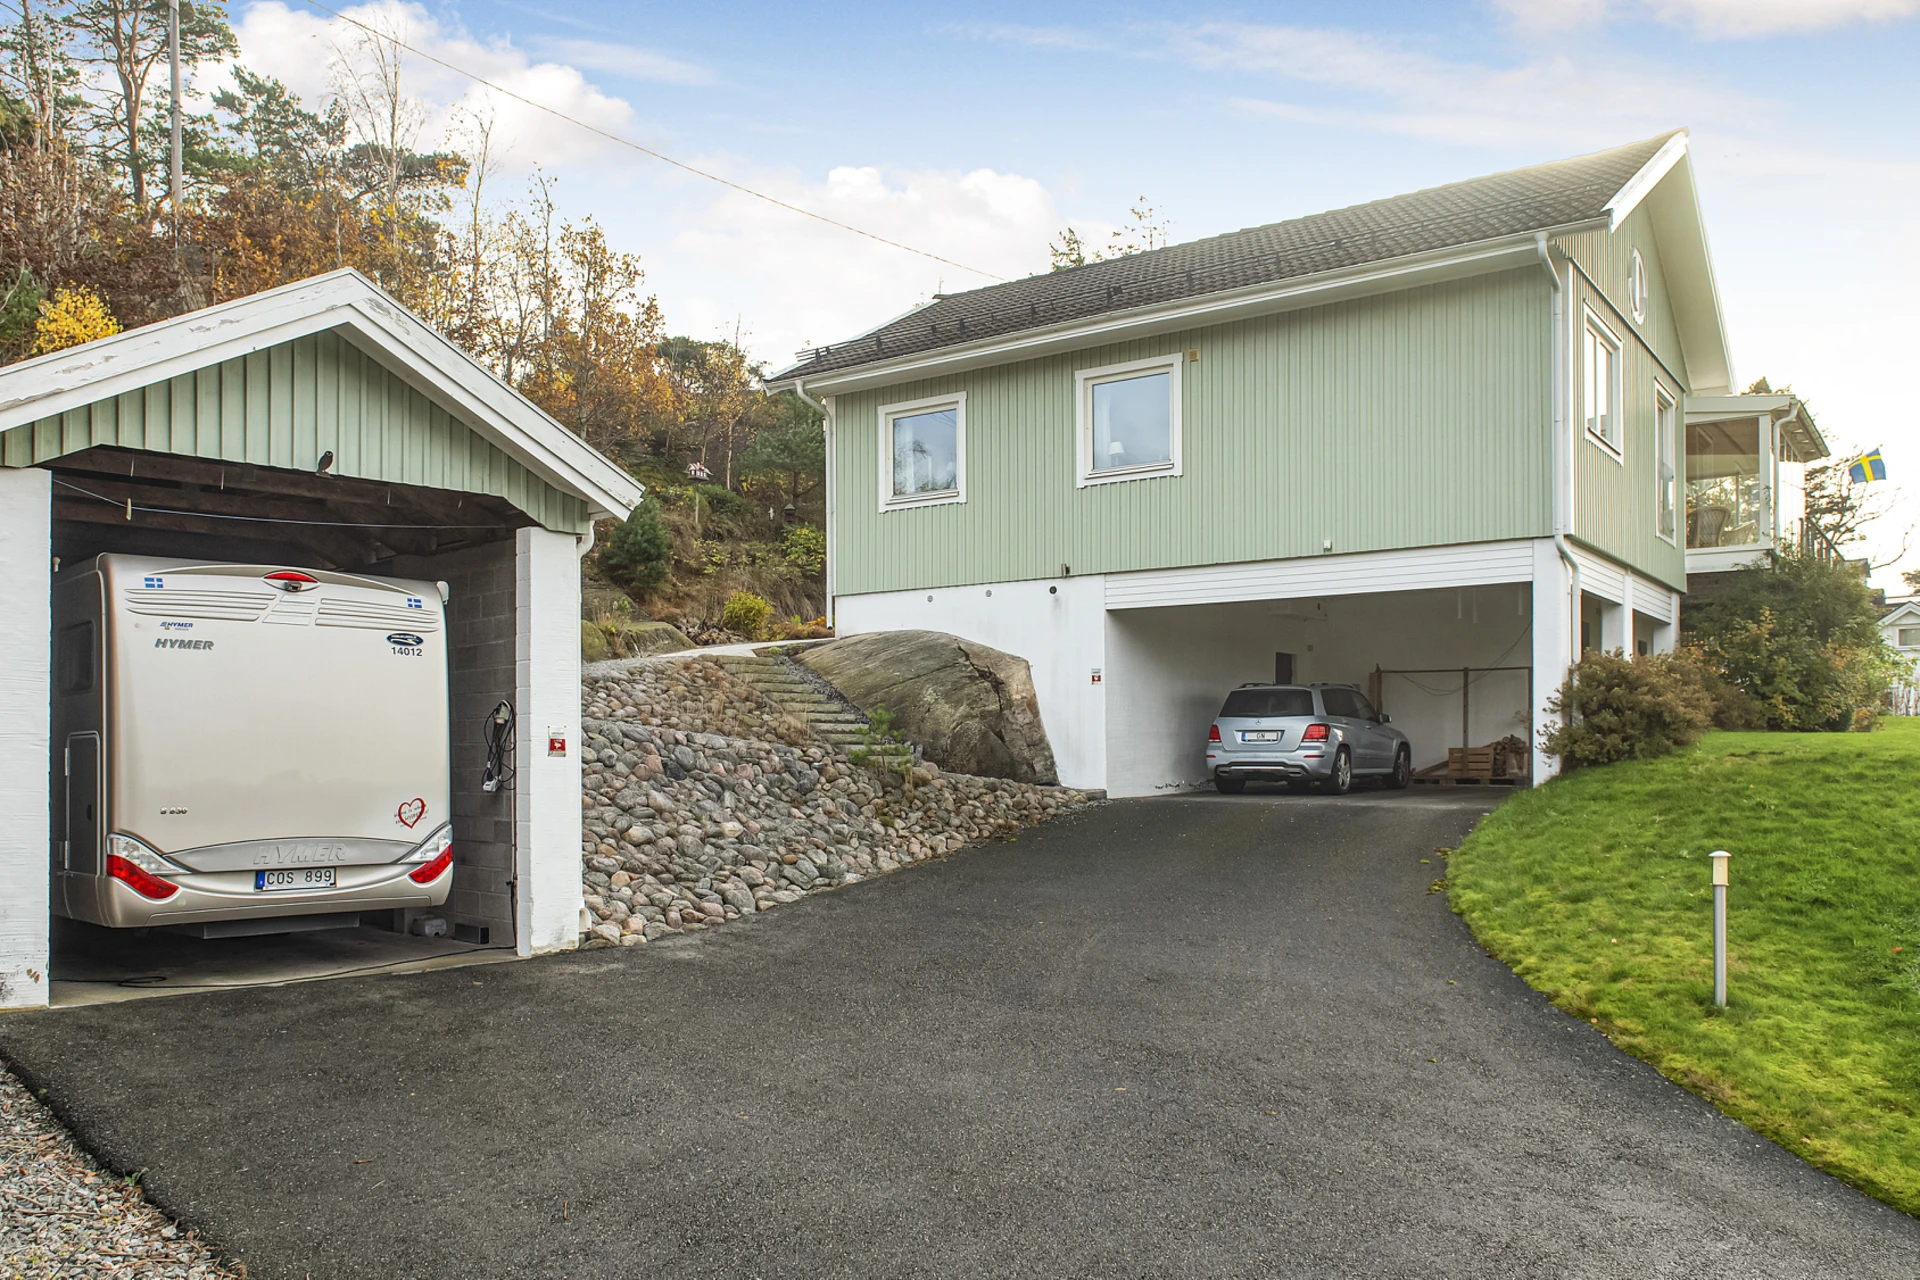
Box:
[833,537,1680,798]
[0,271,641,1010]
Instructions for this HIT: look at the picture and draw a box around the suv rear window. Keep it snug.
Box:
[1220,688,1314,718]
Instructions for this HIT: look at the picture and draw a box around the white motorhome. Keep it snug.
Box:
[52,555,455,933]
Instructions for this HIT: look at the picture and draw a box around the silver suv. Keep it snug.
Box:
[1206,683,1413,795]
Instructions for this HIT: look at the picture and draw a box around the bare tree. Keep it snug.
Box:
[330,11,422,207]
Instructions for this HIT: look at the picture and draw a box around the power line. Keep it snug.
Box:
[300,0,1008,283]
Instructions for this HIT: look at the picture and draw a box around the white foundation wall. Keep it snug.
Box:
[1106,586,1539,796]
[832,575,1109,790]
[0,469,51,1009]
[515,527,585,956]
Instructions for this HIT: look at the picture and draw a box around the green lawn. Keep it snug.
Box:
[1449,719,1920,1215]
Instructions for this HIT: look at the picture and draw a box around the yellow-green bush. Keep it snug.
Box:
[721,591,773,640]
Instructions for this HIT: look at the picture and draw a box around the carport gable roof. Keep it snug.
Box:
[770,130,1707,392]
[0,269,643,524]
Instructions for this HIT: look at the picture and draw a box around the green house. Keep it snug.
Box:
[770,130,1805,796]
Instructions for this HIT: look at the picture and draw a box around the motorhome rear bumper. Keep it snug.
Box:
[70,862,453,929]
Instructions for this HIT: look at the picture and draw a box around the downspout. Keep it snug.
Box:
[577,520,597,560]
[1536,232,1580,661]
[793,379,835,628]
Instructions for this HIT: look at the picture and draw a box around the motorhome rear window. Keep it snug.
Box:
[1219,689,1313,718]
[57,622,94,694]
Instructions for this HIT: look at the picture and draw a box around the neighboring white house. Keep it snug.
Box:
[1882,600,1920,654]
[1882,600,1920,717]
[0,269,642,1009]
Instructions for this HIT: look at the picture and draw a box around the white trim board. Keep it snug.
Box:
[0,270,643,524]
[1630,576,1677,625]
[1605,131,1689,230]
[1104,540,1538,611]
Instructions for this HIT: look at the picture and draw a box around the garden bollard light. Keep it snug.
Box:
[1710,850,1730,1008]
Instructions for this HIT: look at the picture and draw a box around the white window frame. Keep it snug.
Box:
[1898,626,1920,650]
[1583,309,1623,460]
[1075,353,1183,488]
[877,392,966,511]
[1628,249,1648,324]
[1654,382,1677,543]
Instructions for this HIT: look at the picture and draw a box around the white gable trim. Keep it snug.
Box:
[1605,131,1689,231]
[1882,602,1920,628]
[0,270,642,522]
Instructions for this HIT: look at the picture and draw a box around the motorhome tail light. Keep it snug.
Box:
[264,570,319,591]
[1208,724,1221,743]
[1301,723,1331,742]
[106,854,179,900]
[409,845,454,884]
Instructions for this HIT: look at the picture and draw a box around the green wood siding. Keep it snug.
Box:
[1559,210,1690,592]
[831,269,1552,596]
[1,328,589,533]
[1554,206,1687,382]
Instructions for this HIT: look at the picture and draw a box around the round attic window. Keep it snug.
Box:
[1628,249,1648,324]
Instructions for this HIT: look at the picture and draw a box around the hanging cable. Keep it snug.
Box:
[482,699,515,794]
[53,478,508,530]
[299,0,1007,283]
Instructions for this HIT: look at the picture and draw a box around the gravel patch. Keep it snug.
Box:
[0,1066,236,1279]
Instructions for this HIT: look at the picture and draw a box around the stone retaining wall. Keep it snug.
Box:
[579,718,1086,947]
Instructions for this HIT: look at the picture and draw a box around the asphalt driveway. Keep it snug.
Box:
[4,790,1917,1278]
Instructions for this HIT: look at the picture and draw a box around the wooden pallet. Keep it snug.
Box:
[1411,737,1531,787]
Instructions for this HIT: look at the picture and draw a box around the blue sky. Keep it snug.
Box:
[230,0,1920,582]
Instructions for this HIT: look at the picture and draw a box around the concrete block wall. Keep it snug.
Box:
[396,540,518,946]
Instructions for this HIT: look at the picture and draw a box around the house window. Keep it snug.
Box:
[1076,354,1182,487]
[1655,385,1677,541]
[1898,627,1920,649]
[878,393,965,509]
[1583,312,1622,453]
[1628,249,1648,324]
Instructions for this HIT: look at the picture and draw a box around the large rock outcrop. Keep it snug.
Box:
[797,631,1059,785]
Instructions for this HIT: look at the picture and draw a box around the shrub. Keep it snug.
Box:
[33,285,119,355]
[1542,649,1715,771]
[782,524,826,577]
[599,502,672,596]
[721,590,773,639]
[1685,550,1908,730]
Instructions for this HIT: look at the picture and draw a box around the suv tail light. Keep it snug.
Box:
[1208,724,1221,743]
[1301,722,1331,742]
[106,854,179,900]
[409,845,454,884]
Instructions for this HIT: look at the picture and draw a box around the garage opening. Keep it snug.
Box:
[45,448,528,1002]
[1104,585,1535,796]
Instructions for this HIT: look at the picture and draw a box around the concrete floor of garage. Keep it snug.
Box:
[3,789,1918,1278]
[48,918,510,1006]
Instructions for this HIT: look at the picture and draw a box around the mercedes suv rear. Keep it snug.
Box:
[1205,683,1412,795]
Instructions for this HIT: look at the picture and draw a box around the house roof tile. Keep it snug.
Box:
[773,132,1679,384]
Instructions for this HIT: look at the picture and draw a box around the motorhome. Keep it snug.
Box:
[52,555,455,934]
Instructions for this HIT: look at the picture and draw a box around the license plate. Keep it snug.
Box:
[1240,730,1280,742]
[255,867,336,891]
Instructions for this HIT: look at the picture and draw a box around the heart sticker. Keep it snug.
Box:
[397,798,426,828]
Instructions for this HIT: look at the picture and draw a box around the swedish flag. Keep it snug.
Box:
[1849,449,1887,484]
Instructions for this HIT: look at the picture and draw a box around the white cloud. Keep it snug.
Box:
[1491,0,1920,37]
[231,0,646,170]
[655,164,1061,367]
[523,37,716,86]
